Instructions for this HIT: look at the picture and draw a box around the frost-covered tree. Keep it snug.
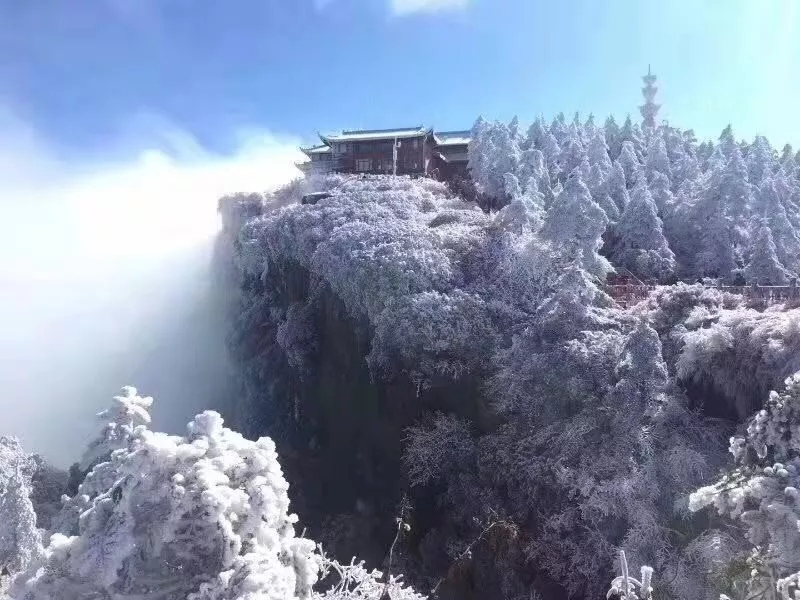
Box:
[718,124,737,159]
[541,171,612,279]
[620,115,644,156]
[4,388,425,600]
[525,116,548,151]
[13,407,320,600]
[649,171,675,218]
[586,162,621,222]
[550,112,569,145]
[496,173,545,234]
[721,145,755,253]
[0,438,42,576]
[693,156,740,280]
[743,220,791,285]
[611,183,676,281]
[619,141,642,189]
[747,135,777,185]
[557,131,587,179]
[755,177,800,274]
[644,135,672,182]
[587,129,613,176]
[605,115,623,159]
[689,373,800,600]
[468,118,521,207]
[780,144,796,175]
[608,160,631,212]
[79,385,153,472]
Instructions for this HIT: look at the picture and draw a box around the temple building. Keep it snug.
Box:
[297,126,471,181]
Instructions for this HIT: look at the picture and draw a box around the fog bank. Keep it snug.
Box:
[0,109,302,466]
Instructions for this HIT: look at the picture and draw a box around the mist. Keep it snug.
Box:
[0,108,303,467]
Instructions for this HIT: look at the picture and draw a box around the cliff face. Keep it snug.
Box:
[215,174,800,600]
[215,176,517,595]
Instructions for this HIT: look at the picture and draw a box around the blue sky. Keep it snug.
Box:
[2,0,799,158]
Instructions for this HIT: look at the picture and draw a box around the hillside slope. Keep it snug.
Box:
[217,171,800,600]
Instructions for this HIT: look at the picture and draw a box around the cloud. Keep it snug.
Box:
[390,0,469,15]
[314,0,470,15]
[0,109,303,465]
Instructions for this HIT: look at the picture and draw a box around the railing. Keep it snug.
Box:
[607,285,657,308]
[606,283,800,308]
[718,285,800,303]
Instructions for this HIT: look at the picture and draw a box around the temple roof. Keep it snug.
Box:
[320,126,431,144]
[300,144,332,156]
[434,130,472,146]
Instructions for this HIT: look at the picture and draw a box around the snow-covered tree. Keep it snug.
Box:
[611,183,676,281]
[0,438,42,576]
[747,135,778,185]
[587,129,613,176]
[780,143,796,176]
[468,118,521,206]
[620,115,644,156]
[644,135,672,182]
[755,177,800,274]
[649,171,675,217]
[693,155,740,280]
[605,115,623,159]
[525,116,548,151]
[743,220,791,285]
[721,146,755,253]
[13,408,322,600]
[689,373,800,600]
[586,163,621,222]
[79,386,154,472]
[718,124,737,159]
[618,141,642,189]
[608,160,631,212]
[541,171,612,279]
[557,131,587,179]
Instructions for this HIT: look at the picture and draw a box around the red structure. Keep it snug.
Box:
[297,126,471,182]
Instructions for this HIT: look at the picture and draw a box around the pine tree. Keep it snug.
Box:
[551,112,568,145]
[587,129,613,176]
[620,114,641,149]
[79,386,153,472]
[746,135,777,184]
[542,171,612,279]
[611,182,676,281]
[508,115,520,140]
[0,466,42,575]
[755,176,800,274]
[584,113,597,140]
[0,438,42,575]
[586,163,621,222]
[780,143,797,177]
[743,219,791,285]
[644,135,672,182]
[540,132,562,181]
[693,156,739,280]
[558,133,586,179]
[649,171,675,217]
[718,124,736,158]
[721,145,755,255]
[607,161,631,212]
[525,116,548,151]
[618,141,641,189]
[605,115,622,159]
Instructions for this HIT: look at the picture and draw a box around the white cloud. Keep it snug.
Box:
[390,0,469,15]
[0,109,303,465]
[314,0,470,15]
